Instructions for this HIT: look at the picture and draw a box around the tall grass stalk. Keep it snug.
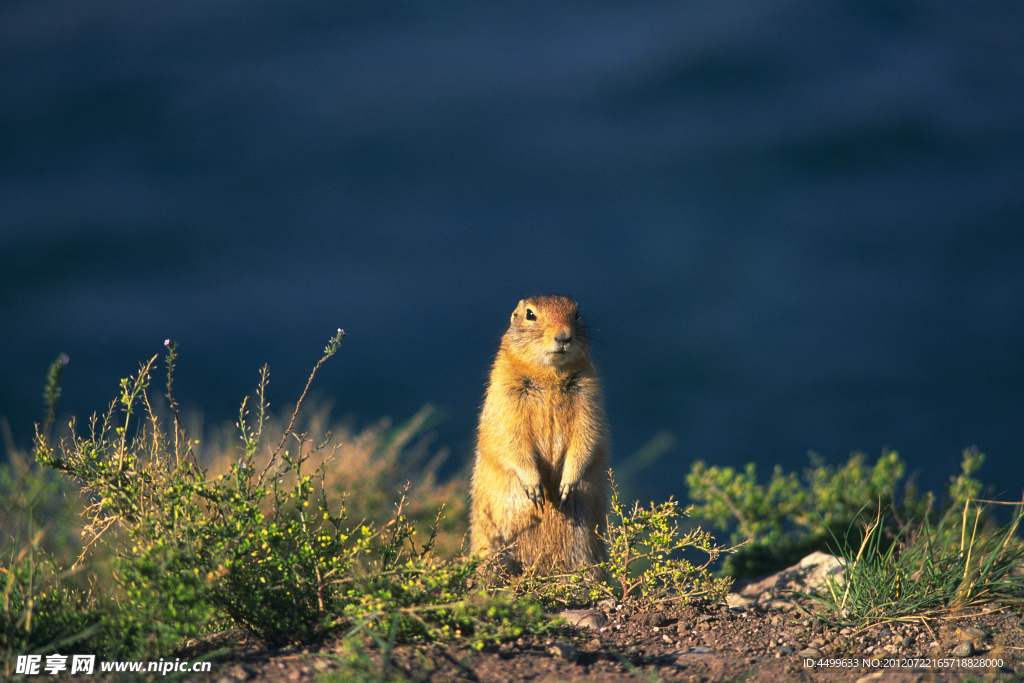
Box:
[812,497,1024,626]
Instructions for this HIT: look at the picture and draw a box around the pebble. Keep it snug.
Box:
[547,642,578,662]
[956,625,988,642]
[557,610,607,630]
[855,672,885,683]
[226,664,255,681]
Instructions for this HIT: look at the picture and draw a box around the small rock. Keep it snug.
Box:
[951,641,974,657]
[855,673,884,683]
[557,609,607,630]
[547,642,578,661]
[729,551,845,610]
[774,645,794,657]
[726,594,752,608]
[956,626,988,642]
[226,664,255,681]
[798,648,822,658]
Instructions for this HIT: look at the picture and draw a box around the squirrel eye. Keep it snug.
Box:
[525,308,536,321]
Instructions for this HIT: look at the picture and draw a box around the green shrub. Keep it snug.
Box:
[1,356,110,672]
[513,478,733,609]
[601,480,733,606]
[0,537,104,669]
[22,332,552,665]
[687,450,941,577]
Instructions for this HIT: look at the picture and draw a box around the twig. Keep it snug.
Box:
[257,329,344,489]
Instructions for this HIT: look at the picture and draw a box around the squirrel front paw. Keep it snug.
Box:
[558,477,579,508]
[517,473,544,510]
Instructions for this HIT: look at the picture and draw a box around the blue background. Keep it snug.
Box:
[2,0,1022,505]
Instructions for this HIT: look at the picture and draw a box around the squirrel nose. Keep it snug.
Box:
[554,331,573,345]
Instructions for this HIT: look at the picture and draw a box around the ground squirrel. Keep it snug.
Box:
[469,295,609,576]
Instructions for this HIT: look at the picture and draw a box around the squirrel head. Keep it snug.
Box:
[505,295,589,369]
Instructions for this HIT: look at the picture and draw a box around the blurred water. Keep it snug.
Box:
[2,0,1023,505]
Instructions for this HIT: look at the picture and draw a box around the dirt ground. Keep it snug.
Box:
[192,551,1023,683]
[25,598,1022,682]
[179,598,1020,683]
[21,552,1024,682]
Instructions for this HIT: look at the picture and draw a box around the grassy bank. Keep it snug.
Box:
[3,335,1022,678]
[2,335,727,675]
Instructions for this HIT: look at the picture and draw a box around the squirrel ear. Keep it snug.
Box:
[512,299,527,324]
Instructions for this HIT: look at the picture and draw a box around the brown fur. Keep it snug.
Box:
[469,295,609,576]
